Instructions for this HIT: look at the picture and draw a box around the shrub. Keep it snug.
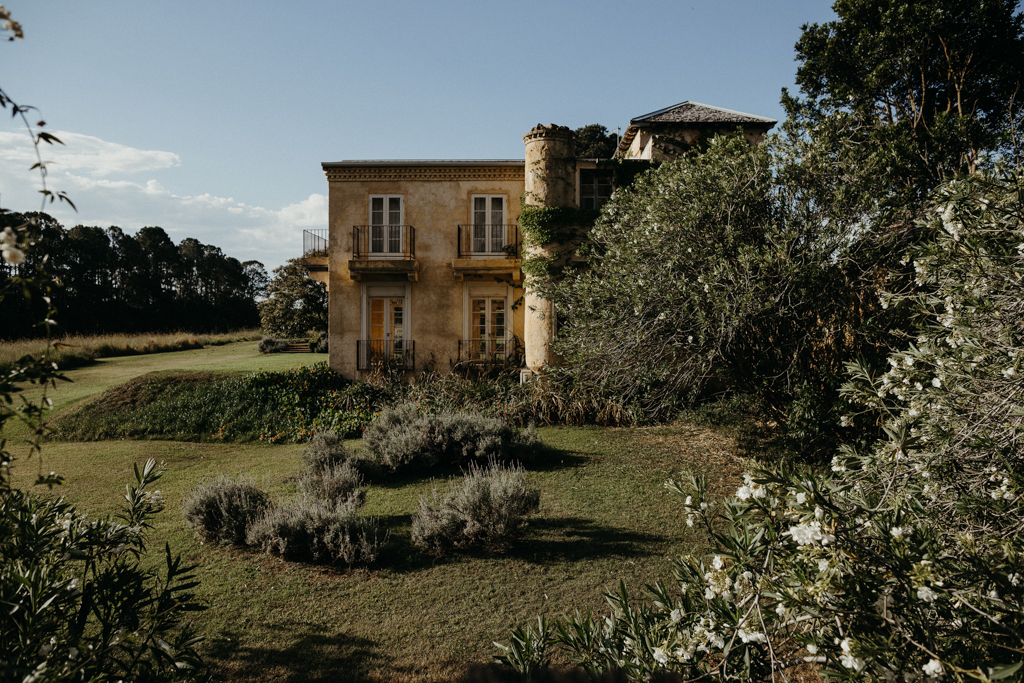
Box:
[412,461,540,554]
[363,404,540,471]
[257,337,289,354]
[497,173,1024,682]
[246,498,386,565]
[302,430,348,472]
[182,474,272,546]
[298,461,366,509]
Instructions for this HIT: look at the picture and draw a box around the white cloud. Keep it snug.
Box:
[0,128,325,270]
[0,130,180,176]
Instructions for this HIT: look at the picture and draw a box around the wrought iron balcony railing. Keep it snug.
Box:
[356,339,415,371]
[456,224,519,259]
[352,225,416,259]
[457,336,523,366]
[303,228,328,256]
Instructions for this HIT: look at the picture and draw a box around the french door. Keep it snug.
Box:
[369,195,403,256]
[468,296,508,360]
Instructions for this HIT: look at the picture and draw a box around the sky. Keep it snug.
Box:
[1,0,841,271]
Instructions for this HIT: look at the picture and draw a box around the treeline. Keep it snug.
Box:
[0,212,268,339]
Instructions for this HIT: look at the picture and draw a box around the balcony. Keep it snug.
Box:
[300,228,328,287]
[349,225,418,281]
[356,339,415,372]
[451,224,521,283]
[456,336,523,368]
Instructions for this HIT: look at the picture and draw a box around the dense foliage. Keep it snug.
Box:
[500,172,1024,683]
[786,0,1024,200]
[258,258,328,338]
[0,212,267,338]
[549,133,885,455]
[574,124,618,159]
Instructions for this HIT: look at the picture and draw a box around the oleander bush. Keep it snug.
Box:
[181,474,272,546]
[246,498,386,565]
[497,173,1024,682]
[362,404,541,472]
[412,461,540,554]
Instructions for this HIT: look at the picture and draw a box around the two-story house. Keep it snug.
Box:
[303,101,776,380]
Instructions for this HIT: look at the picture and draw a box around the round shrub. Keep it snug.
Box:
[257,337,288,354]
[302,430,348,472]
[182,474,272,546]
[363,404,540,472]
[412,460,540,554]
[246,499,386,565]
[298,460,366,510]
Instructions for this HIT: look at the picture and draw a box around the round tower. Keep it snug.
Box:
[521,124,575,378]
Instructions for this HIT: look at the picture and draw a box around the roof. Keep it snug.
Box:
[616,101,776,156]
[630,101,777,125]
[322,159,524,168]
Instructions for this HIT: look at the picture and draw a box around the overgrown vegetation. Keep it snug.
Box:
[258,259,328,338]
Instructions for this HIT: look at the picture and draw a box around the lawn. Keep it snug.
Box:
[4,342,745,682]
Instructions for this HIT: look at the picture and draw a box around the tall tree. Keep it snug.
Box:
[258,259,327,338]
[785,0,1024,200]
[574,124,618,159]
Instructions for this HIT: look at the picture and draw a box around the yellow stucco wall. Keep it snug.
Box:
[323,163,525,378]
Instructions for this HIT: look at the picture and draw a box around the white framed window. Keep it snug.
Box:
[369,195,404,257]
[470,195,506,256]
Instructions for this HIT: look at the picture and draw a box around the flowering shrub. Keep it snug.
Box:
[411,460,541,554]
[246,499,386,565]
[498,173,1024,682]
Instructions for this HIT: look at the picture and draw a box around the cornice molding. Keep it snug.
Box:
[324,166,525,183]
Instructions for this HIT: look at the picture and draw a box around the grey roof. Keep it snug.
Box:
[631,101,776,125]
[322,159,524,168]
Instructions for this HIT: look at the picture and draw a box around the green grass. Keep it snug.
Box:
[4,343,747,682]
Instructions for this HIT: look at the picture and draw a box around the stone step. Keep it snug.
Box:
[281,342,311,353]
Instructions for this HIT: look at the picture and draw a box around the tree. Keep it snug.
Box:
[258,259,328,337]
[550,133,877,451]
[574,124,618,159]
[786,0,1024,200]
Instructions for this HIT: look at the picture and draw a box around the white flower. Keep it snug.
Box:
[670,608,682,624]
[712,555,725,570]
[652,646,669,665]
[922,658,943,678]
[932,377,941,387]
[795,492,807,505]
[917,586,938,602]
[806,643,818,655]
[818,559,830,573]
[684,496,693,506]
[775,603,786,616]
[1003,366,1018,378]
[2,245,26,265]
[738,629,767,644]
[891,526,908,540]
[786,521,833,545]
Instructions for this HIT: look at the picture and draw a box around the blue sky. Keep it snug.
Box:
[1,0,839,270]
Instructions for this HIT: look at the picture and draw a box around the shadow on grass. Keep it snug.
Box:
[374,513,662,574]
[204,621,379,683]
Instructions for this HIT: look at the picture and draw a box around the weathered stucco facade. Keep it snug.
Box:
[310,101,776,380]
[321,161,526,378]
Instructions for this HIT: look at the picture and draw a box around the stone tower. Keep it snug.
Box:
[522,124,575,378]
